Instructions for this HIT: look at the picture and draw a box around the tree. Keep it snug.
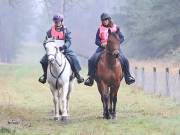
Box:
[113,0,180,59]
[0,0,36,62]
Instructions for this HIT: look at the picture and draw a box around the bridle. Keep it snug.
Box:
[47,47,63,67]
[47,46,67,89]
[106,45,120,58]
[106,33,120,58]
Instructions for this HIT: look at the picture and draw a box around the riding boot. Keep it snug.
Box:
[75,72,84,83]
[39,63,48,84]
[124,72,135,85]
[123,61,135,85]
[120,54,135,85]
[84,51,100,87]
[84,76,94,86]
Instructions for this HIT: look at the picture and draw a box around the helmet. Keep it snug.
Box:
[53,14,64,22]
[100,13,111,21]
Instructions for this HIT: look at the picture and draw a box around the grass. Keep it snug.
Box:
[0,65,180,135]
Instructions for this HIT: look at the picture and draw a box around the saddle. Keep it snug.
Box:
[95,51,124,71]
[64,55,72,69]
[64,54,75,80]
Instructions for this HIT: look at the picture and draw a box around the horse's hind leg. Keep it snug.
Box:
[110,86,119,119]
[109,89,113,115]
[50,86,60,120]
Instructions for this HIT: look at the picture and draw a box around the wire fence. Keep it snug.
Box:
[77,53,180,102]
[131,66,180,102]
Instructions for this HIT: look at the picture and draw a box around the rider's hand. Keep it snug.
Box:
[43,42,46,47]
[101,43,107,48]
[59,45,66,51]
[59,46,64,51]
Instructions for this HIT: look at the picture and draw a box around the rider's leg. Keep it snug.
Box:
[84,55,95,86]
[39,55,48,84]
[119,51,135,85]
[84,47,103,86]
[64,51,84,83]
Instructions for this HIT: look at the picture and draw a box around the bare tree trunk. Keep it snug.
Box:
[1,51,7,63]
[59,0,65,15]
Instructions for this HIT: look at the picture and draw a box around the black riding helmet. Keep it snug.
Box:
[100,13,111,21]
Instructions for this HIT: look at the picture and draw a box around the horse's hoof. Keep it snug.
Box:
[54,117,59,121]
[103,114,111,120]
[111,115,116,119]
[110,112,116,119]
[61,116,68,122]
[107,115,111,119]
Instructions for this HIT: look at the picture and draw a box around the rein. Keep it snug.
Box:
[47,48,63,67]
[105,48,118,57]
[106,49,113,56]
[48,49,67,89]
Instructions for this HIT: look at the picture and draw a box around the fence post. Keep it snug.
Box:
[165,68,170,96]
[134,66,138,83]
[179,69,180,91]
[141,67,145,89]
[153,67,157,94]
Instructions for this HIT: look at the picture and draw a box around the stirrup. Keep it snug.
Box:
[84,77,94,86]
[77,77,84,84]
[38,75,46,84]
[75,73,84,83]
[125,76,135,85]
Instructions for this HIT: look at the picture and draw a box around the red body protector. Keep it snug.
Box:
[99,24,117,45]
[51,25,65,40]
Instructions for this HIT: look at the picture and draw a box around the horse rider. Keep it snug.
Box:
[84,13,135,86]
[39,14,84,84]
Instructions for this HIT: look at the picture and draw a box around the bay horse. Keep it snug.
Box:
[96,29,123,119]
[44,39,75,122]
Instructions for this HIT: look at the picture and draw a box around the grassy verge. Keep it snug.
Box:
[0,65,180,135]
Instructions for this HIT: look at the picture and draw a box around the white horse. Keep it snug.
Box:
[44,39,75,121]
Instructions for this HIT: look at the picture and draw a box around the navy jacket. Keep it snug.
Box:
[95,26,125,48]
[44,26,72,51]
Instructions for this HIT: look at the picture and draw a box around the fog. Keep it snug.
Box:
[0,0,180,64]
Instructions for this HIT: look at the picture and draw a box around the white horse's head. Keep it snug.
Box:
[44,39,64,63]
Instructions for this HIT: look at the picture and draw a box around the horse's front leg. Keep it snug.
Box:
[112,93,117,119]
[61,82,69,121]
[97,81,110,119]
[58,89,63,115]
[50,86,60,121]
[103,90,111,119]
[66,80,73,114]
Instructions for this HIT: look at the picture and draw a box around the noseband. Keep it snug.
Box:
[106,47,120,58]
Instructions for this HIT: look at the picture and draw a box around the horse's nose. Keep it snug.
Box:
[115,53,119,58]
[113,50,120,58]
[114,53,119,58]
[48,57,55,63]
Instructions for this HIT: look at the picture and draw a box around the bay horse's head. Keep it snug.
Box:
[106,29,120,58]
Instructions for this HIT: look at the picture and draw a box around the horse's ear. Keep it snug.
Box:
[116,27,120,34]
[108,28,111,35]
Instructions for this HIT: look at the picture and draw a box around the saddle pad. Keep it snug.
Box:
[54,40,64,47]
